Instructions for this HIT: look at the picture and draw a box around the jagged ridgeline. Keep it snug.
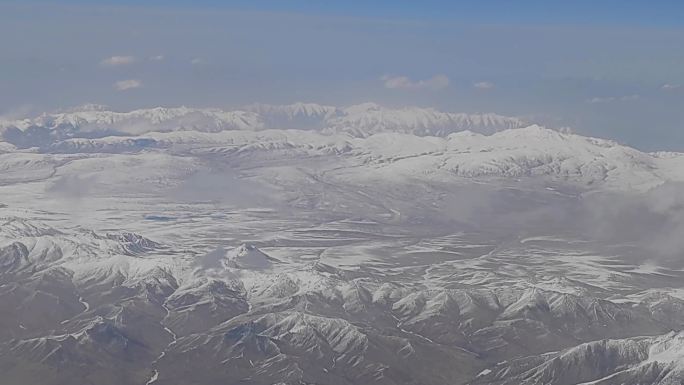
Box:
[0,103,528,149]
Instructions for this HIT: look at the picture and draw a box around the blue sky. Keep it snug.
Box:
[25,0,684,27]
[1,1,683,150]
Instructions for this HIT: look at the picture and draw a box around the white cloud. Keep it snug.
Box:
[150,55,165,61]
[587,94,640,104]
[381,74,449,90]
[588,96,614,104]
[191,57,204,65]
[473,81,494,90]
[662,83,681,90]
[113,79,142,91]
[100,55,136,67]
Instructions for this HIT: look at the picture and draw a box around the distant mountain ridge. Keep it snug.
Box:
[10,120,683,192]
[0,103,529,146]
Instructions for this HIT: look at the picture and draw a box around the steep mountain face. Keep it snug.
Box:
[1,105,684,384]
[472,331,684,385]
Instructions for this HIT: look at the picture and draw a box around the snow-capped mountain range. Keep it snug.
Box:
[0,102,528,144]
[1,103,684,385]
[1,103,683,191]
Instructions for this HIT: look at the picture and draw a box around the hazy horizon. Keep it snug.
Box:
[1,1,684,150]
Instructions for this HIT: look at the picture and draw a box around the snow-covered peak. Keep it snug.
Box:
[226,244,276,270]
[60,103,110,113]
[342,102,383,114]
[647,331,684,364]
[426,124,669,189]
[328,104,528,137]
[246,102,339,120]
